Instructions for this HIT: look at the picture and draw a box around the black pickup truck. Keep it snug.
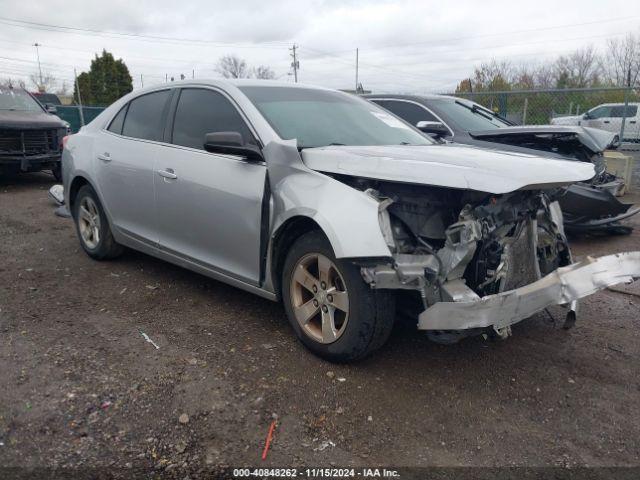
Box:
[0,86,69,180]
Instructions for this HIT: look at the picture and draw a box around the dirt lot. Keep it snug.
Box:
[1,173,640,476]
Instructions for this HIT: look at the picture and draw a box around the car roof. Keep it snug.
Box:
[594,102,640,107]
[363,93,458,102]
[131,78,337,96]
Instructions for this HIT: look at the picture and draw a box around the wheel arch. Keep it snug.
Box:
[269,215,327,298]
[68,175,92,215]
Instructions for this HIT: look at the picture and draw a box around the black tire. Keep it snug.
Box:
[51,164,62,182]
[72,184,124,260]
[282,231,395,362]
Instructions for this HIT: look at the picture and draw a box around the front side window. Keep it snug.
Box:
[588,106,612,119]
[373,100,438,126]
[122,90,171,141]
[171,88,254,150]
[239,86,432,149]
[0,87,44,112]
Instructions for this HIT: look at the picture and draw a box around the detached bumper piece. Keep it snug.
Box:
[418,252,640,331]
[559,183,639,234]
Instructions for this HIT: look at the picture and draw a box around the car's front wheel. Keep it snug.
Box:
[72,184,124,260]
[282,231,395,362]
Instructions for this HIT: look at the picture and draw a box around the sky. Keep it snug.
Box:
[0,0,639,94]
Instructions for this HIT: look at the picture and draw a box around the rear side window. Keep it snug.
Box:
[171,88,254,150]
[373,100,438,125]
[610,105,638,118]
[122,90,171,141]
[107,105,127,134]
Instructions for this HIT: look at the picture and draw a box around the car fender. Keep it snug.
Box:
[263,140,392,260]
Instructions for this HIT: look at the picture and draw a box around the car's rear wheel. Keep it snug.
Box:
[73,185,124,260]
[282,231,395,362]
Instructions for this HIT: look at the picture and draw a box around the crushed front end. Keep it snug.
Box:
[356,180,640,342]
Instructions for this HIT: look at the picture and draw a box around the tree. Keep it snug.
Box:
[216,55,249,79]
[604,33,640,87]
[0,77,26,89]
[55,80,71,96]
[252,65,276,80]
[553,46,601,88]
[216,55,277,80]
[457,60,514,93]
[73,50,133,105]
[30,71,57,93]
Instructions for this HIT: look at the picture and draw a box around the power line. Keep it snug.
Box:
[0,17,290,49]
[317,15,640,55]
[300,29,633,82]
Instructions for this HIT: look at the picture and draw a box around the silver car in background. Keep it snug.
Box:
[62,80,640,361]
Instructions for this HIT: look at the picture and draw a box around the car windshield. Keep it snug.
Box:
[0,87,44,112]
[239,86,433,148]
[432,99,512,131]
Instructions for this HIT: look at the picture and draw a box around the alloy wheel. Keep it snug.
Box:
[78,196,101,250]
[290,253,349,344]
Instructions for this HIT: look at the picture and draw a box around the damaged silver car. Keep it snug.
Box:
[59,81,640,362]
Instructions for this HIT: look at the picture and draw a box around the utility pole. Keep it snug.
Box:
[74,68,85,127]
[355,48,359,92]
[290,44,299,83]
[33,42,43,90]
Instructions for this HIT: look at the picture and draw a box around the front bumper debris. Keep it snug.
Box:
[48,185,71,218]
[418,252,640,331]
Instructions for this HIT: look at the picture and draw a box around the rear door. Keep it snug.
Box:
[616,105,639,140]
[94,89,173,245]
[154,87,267,284]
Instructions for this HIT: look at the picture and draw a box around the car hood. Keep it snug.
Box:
[468,125,618,154]
[0,110,67,129]
[301,144,596,194]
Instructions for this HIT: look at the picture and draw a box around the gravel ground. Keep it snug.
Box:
[1,173,640,477]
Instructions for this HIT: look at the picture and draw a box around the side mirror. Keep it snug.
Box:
[45,103,57,114]
[203,131,263,162]
[416,120,449,137]
[582,112,591,120]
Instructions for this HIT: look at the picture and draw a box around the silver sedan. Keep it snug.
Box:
[61,80,640,361]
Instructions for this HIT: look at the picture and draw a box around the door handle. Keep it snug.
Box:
[97,152,111,162]
[630,121,637,124]
[158,168,177,180]
[603,120,610,124]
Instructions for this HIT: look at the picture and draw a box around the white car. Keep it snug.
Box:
[551,103,640,140]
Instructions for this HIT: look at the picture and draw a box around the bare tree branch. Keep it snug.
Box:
[252,65,276,80]
[604,33,640,87]
[216,55,249,79]
[29,71,57,92]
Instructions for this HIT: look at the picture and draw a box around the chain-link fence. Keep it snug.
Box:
[450,87,640,146]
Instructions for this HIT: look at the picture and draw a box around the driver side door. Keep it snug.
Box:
[582,105,612,130]
[154,87,267,285]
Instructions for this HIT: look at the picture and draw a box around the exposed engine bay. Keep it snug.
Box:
[333,175,579,342]
[337,177,570,295]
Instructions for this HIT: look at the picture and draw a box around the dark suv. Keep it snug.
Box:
[0,86,69,180]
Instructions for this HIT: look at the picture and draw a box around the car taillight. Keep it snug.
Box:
[61,135,70,149]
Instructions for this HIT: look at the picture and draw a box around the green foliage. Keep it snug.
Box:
[73,50,133,106]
